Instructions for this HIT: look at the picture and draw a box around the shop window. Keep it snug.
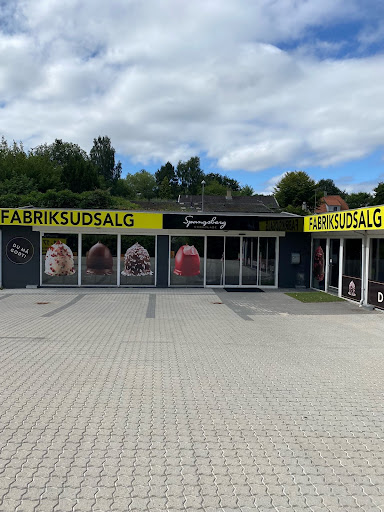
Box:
[42,234,78,285]
[81,235,117,285]
[170,236,204,286]
[120,235,156,286]
[344,239,362,278]
[312,238,326,290]
[370,239,384,283]
[225,237,240,285]
[206,237,224,285]
[259,237,276,286]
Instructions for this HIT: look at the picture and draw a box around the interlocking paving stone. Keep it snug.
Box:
[0,288,383,511]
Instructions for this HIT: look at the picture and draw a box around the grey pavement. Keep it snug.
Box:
[0,288,383,512]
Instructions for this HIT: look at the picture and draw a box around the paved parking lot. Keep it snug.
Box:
[0,288,383,512]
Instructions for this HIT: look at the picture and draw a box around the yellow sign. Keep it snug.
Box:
[42,237,67,254]
[304,207,384,232]
[0,209,163,230]
[259,218,303,232]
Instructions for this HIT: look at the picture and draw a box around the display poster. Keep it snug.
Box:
[342,275,361,301]
[6,237,34,264]
[120,236,155,285]
[368,280,384,309]
[170,236,204,286]
[82,235,117,285]
[42,235,78,285]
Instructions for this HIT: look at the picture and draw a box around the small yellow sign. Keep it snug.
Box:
[304,206,384,232]
[42,238,67,254]
[0,209,163,230]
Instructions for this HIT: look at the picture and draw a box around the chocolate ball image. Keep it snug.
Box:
[173,245,200,276]
[86,242,113,275]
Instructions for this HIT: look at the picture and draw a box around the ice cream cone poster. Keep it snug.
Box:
[173,244,201,276]
[86,242,113,275]
[44,241,76,276]
[313,245,325,281]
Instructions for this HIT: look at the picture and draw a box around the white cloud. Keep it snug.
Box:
[0,0,383,182]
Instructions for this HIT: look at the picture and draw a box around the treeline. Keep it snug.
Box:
[274,171,383,215]
[0,137,254,210]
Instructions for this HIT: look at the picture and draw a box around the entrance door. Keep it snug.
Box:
[329,239,340,289]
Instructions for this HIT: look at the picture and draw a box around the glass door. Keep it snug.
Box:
[241,237,258,285]
[329,239,340,289]
[225,237,240,285]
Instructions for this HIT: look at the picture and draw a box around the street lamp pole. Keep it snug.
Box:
[201,180,206,212]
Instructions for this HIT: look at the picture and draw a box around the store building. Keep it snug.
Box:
[304,205,384,309]
[0,207,309,289]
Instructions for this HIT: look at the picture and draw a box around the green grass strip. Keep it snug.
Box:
[285,292,345,303]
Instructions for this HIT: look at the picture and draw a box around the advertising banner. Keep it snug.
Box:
[164,214,259,231]
[304,206,384,232]
[6,237,34,264]
[368,280,384,309]
[341,275,361,301]
[259,218,303,232]
[0,209,163,230]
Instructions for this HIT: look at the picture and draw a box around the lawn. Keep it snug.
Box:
[285,292,345,303]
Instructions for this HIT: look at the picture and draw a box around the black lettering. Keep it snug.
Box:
[115,213,123,227]
[49,211,59,225]
[1,210,9,223]
[353,211,358,229]
[103,213,114,226]
[334,214,339,229]
[358,211,366,228]
[374,208,382,228]
[82,213,93,226]
[69,212,81,225]
[11,211,22,224]
[23,211,32,224]
[340,212,346,229]
[61,212,69,225]
[123,214,134,227]
[329,215,334,230]
[34,211,43,224]
[94,212,102,226]
[346,212,353,228]
[367,209,373,228]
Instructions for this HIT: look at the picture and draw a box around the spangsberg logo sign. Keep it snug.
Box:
[304,207,383,232]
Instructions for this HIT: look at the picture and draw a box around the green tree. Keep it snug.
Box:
[90,136,122,185]
[155,162,178,195]
[111,178,135,199]
[371,183,384,206]
[176,156,204,195]
[159,177,173,199]
[205,173,240,191]
[0,171,37,195]
[345,192,373,209]
[239,184,255,196]
[315,178,345,198]
[126,170,157,199]
[204,180,227,196]
[62,154,100,193]
[274,171,316,211]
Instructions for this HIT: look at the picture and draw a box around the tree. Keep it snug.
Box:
[315,178,345,198]
[345,192,373,209]
[176,156,204,195]
[159,177,173,199]
[274,171,316,211]
[155,162,179,198]
[62,154,100,193]
[90,136,122,185]
[126,170,157,199]
[239,184,255,196]
[205,172,241,191]
[204,180,227,196]
[33,139,88,166]
[371,183,384,206]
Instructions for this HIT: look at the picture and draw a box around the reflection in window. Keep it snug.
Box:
[225,237,240,286]
[42,234,78,285]
[170,236,204,286]
[312,238,326,290]
[206,237,224,285]
[82,235,117,285]
[370,239,384,283]
[259,237,276,286]
[120,236,156,286]
[344,239,362,278]
[242,237,258,285]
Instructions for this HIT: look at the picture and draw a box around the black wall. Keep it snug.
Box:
[278,232,311,288]
[2,227,40,288]
[156,235,169,288]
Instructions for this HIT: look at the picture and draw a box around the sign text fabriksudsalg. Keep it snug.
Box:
[304,207,384,232]
[0,209,163,229]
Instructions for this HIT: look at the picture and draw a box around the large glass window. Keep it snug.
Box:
[242,237,258,285]
[344,239,362,278]
[206,237,224,285]
[170,236,204,286]
[312,238,326,290]
[120,235,156,286]
[42,234,78,285]
[259,237,276,286]
[369,238,384,283]
[225,237,240,285]
[82,235,117,285]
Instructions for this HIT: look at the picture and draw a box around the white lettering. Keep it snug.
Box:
[183,215,226,229]
[378,291,383,303]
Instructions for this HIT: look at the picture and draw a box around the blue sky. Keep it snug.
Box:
[1,0,384,194]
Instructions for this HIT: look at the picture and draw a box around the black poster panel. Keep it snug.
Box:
[163,214,259,231]
[368,280,384,309]
[342,275,361,301]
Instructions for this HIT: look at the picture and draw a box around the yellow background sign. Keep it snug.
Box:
[304,206,384,232]
[0,209,163,230]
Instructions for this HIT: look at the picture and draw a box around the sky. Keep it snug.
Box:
[1,0,384,195]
